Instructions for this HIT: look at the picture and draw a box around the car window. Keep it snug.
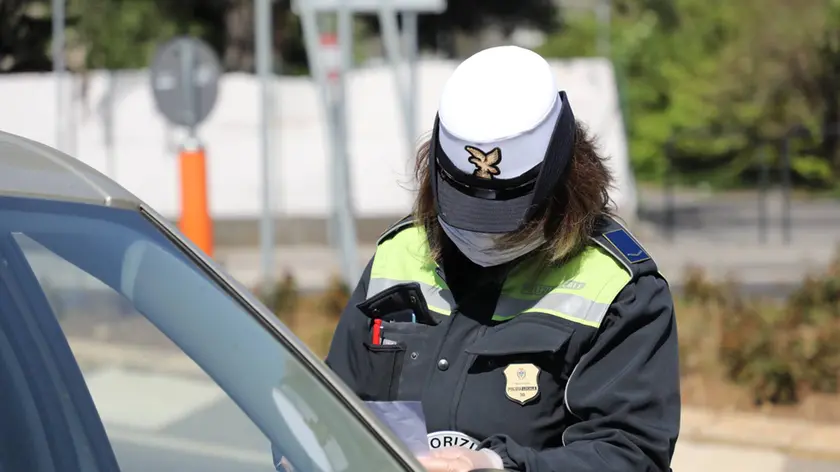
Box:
[15,233,276,472]
[0,196,408,472]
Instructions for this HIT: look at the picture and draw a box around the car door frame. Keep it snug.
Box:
[0,232,122,472]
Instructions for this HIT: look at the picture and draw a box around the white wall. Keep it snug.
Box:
[0,58,636,222]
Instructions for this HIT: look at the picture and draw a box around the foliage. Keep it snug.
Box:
[258,272,300,323]
[257,273,343,358]
[2,0,308,73]
[319,275,350,321]
[538,0,840,190]
[677,248,840,406]
[3,0,559,74]
[358,0,558,56]
[67,0,207,70]
[0,0,59,72]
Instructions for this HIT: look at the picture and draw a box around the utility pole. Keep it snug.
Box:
[334,6,361,286]
[292,0,446,287]
[402,12,418,150]
[256,0,276,296]
[52,0,66,152]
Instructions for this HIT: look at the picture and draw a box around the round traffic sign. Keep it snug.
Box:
[150,36,222,128]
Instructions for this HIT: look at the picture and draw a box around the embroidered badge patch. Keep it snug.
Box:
[603,228,650,264]
[465,145,502,179]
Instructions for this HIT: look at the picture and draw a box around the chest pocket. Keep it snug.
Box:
[360,321,438,401]
[356,283,442,402]
[456,316,577,449]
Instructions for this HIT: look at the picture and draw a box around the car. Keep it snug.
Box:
[0,129,425,472]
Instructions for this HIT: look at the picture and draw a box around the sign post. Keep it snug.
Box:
[255,0,276,297]
[294,0,446,289]
[150,37,222,257]
[319,31,344,255]
[402,12,418,152]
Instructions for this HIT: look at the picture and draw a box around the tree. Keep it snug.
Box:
[213,0,308,74]
[0,0,55,72]
[2,0,559,75]
[67,0,309,74]
[539,0,840,189]
[67,0,203,71]
[358,0,558,57]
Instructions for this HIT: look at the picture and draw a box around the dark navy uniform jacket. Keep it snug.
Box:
[325,217,680,472]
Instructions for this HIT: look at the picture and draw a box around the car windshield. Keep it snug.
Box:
[0,195,409,472]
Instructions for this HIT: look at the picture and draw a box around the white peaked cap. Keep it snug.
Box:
[430,45,574,233]
[437,46,561,180]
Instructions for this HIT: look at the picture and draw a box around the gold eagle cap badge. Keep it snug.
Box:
[465,145,502,179]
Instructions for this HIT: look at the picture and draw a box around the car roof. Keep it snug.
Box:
[0,130,142,209]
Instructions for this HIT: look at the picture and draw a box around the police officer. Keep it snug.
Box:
[326,45,680,472]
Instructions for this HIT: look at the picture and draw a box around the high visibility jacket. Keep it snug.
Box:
[326,216,680,472]
[368,223,633,329]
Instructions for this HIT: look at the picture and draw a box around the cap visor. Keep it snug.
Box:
[435,172,534,233]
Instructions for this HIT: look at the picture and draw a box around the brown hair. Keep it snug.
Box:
[412,121,615,264]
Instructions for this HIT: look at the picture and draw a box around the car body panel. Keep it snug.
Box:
[0,131,140,209]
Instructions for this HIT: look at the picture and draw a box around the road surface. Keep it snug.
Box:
[674,441,840,472]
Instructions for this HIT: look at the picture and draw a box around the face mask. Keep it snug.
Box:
[438,217,546,267]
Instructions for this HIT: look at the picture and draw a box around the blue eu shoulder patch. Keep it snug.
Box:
[602,228,650,264]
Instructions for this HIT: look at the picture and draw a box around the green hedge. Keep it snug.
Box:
[678,247,840,405]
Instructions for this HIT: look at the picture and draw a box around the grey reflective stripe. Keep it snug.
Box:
[368,277,608,325]
[367,278,455,314]
[495,292,610,325]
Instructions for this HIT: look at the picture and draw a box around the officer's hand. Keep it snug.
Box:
[418,447,503,472]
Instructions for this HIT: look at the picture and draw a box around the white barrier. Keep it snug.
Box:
[0,58,636,221]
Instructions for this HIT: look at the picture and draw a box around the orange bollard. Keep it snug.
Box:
[178,144,214,257]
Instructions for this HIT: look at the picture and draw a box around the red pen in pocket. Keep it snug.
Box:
[371,319,383,345]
